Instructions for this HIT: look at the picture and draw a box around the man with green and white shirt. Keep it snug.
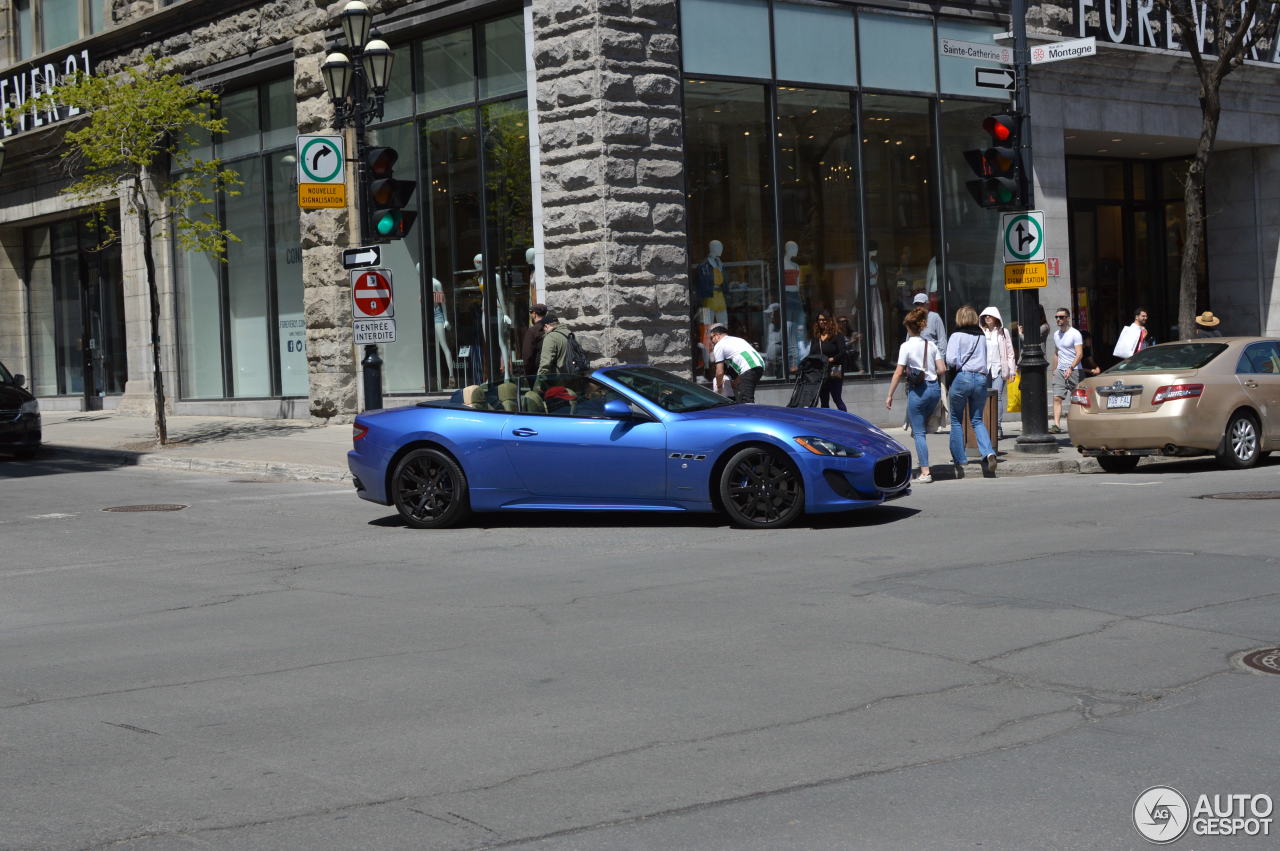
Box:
[709,324,765,403]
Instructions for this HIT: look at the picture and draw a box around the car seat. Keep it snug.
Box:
[498,381,518,411]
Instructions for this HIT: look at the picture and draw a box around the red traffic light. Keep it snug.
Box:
[982,114,1017,142]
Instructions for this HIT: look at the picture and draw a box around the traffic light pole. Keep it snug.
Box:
[1011,0,1057,454]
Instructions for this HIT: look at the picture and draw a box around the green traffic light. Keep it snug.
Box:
[375,212,397,236]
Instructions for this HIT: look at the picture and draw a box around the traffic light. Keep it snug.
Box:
[364,146,417,240]
[963,113,1024,209]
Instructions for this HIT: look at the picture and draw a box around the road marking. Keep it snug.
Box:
[1096,482,1160,486]
[29,513,78,519]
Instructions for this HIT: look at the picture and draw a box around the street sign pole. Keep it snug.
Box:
[1011,0,1057,454]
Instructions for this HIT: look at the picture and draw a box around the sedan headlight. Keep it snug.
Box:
[794,436,862,457]
[19,400,39,415]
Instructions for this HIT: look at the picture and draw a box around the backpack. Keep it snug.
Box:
[693,261,715,302]
[565,331,591,374]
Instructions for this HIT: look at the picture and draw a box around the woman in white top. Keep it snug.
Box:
[979,306,1017,439]
[885,306,948,483]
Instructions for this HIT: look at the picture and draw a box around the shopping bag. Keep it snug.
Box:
[1006,372,1022,413]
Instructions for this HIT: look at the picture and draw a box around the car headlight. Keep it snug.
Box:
[794,436,862,457]
[19,400,39,415]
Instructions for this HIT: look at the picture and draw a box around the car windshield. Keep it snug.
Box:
[606,366,736,413]
[0,361,11,384]
[1107,343,1227,373]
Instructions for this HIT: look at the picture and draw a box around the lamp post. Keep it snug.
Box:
[321,0,395,411]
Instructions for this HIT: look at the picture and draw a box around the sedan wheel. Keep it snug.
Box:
[1096,455,1140,474]
[392,448,471,529]
[719,447,804,529]
[1217,412,1261,470]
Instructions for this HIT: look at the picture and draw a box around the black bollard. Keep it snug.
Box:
[362,344,383,411]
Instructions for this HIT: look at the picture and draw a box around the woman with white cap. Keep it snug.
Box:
[980,306,1017,439]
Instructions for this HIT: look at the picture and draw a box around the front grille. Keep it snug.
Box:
[0,410,19,423]
[874,453,912,490]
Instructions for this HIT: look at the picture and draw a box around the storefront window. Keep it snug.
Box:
[773,3,856,87]
[684,80,775,379]
[176,209,225,400]
[483,98,533,383]
[861,94,937,367]
[40,0,79,53]
[680,0,771,79]
[418,29,475,114]
[15,0,35,61]
[939,99,1007,324]
[481,17,526,99]
[269,151,307,397]
[858,12,935,94]
[775,87,863,375]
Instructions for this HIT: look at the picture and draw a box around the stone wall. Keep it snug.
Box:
[531,0,690,370]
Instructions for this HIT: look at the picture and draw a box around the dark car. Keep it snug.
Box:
[0,359,41,457]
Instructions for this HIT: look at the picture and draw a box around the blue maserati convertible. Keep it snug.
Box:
[348,366,911,529]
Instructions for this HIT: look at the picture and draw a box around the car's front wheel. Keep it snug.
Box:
[392,448,471,529]
[719,446,804,529]
[1096,455,1140,474]
[1217,412,1261,469]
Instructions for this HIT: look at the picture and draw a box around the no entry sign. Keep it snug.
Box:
[352,269,394,319]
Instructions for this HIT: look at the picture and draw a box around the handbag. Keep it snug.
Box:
[1006,372,1022,413]
[905,339,931,388]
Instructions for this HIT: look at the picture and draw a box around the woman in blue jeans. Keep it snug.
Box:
[945,305,997,478]
[885,307,947,482]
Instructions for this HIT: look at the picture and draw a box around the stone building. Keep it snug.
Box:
[0,0,1277,423]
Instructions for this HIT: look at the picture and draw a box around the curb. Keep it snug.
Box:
[44,445,352,484]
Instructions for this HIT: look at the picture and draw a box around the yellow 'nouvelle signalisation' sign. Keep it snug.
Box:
[1004,262,1048,289]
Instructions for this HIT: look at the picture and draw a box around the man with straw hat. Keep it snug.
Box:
[1193,311,1223,338]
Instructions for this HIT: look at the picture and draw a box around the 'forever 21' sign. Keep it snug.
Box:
[2,50,93,138]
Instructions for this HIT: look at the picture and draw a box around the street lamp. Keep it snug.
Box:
[322,0,397,412]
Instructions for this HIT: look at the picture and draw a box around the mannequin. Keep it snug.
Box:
[868,240,886,363]
[431,277,455,387]
[782,240,807,368]
[525,246,539,306]
[694,240,728,374]
[475,252,514,382]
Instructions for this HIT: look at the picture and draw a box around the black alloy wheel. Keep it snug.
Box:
[1217,412,1261,469]
[1096,455,1140,474]
[392,448,471,529]
[719,446,805,529]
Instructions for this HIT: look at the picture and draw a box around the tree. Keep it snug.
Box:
[5,56,240,443]
[1146,0,1280,338]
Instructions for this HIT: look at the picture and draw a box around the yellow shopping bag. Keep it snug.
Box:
[1006,372,1022,413]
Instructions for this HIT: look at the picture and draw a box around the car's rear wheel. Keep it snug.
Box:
[1096,455,1140,474]
[719,446,804,529]
[1217,412,1261,469]
[392,448,471,529]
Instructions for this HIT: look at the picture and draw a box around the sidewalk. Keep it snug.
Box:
[27,409,1090,482]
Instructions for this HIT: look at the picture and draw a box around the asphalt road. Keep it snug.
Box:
[2,454,1279,850]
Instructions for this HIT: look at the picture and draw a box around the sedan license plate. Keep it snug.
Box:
[1106,394,1131,409]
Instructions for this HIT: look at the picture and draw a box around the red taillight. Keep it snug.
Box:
[1070,387,1090,407]
[353,424,369,442]
[1151,384,1203,405]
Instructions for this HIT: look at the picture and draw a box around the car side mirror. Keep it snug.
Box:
[12,374,25,388]
[603,399,633,419]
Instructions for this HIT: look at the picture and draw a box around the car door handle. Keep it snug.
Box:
[512,427,539,437]
[1244,380,1259,388]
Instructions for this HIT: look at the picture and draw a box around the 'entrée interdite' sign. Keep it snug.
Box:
[1,49,94,138]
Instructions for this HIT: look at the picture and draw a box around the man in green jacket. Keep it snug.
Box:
[537,313,569,376]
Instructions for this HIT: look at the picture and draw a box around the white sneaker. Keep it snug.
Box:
[915,473,933,483]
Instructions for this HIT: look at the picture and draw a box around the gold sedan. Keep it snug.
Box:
[1069,337,1280,472]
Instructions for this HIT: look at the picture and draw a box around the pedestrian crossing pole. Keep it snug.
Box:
[1010,0,1058,454]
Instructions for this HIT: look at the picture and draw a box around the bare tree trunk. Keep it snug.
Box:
[136,188,167,445]
[1178,91,1219,341]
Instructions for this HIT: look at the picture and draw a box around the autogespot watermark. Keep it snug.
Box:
[1133,786,1273,844]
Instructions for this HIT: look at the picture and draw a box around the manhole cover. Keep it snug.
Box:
[1238,648,1280,675]
[1199,491,1280,500]
[102,504,188,512]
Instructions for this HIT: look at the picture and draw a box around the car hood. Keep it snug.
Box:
[683,405,905,454]
[0,382,34,407]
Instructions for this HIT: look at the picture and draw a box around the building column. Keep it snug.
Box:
[531,0,691,370]
[0,228,27,377]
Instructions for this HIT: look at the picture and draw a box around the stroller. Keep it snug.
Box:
[786,355,828,408]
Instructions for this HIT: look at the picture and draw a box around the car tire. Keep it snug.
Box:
[391,448,471,529]
[718,446,805,529]
[13,446,39,459]
[1096,455,1140,474]
[1216,412,1261,470]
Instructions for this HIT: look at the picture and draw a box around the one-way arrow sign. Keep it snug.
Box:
[341,246,381,269]
[975,67,1015,90]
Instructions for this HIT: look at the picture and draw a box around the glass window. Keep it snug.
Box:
[516,375,626,416]
[40,0,79,53]
[15,0,35,60]
[938,21,1008,97]
[218,89,260,160]
[483,98,534,384]
[418,29,475,114]
[939,99,1007,326]
[680,0,771,79]
[683,80,776,382]
[382,45,415,123]
[90,0,104,32]
[861,94,938,368]
[1067,158,1125,199]
[175,205,225,399]
[858,12,934,93]
[1238,342,1280,374]
[268,152,306,396]
[775,87,863,376]
[1109,342,1225,372]
[773,3,856,87]
[262,79,296,151]
[608,366,735,412]
[481,15,526,100]
[224,157,270,397]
